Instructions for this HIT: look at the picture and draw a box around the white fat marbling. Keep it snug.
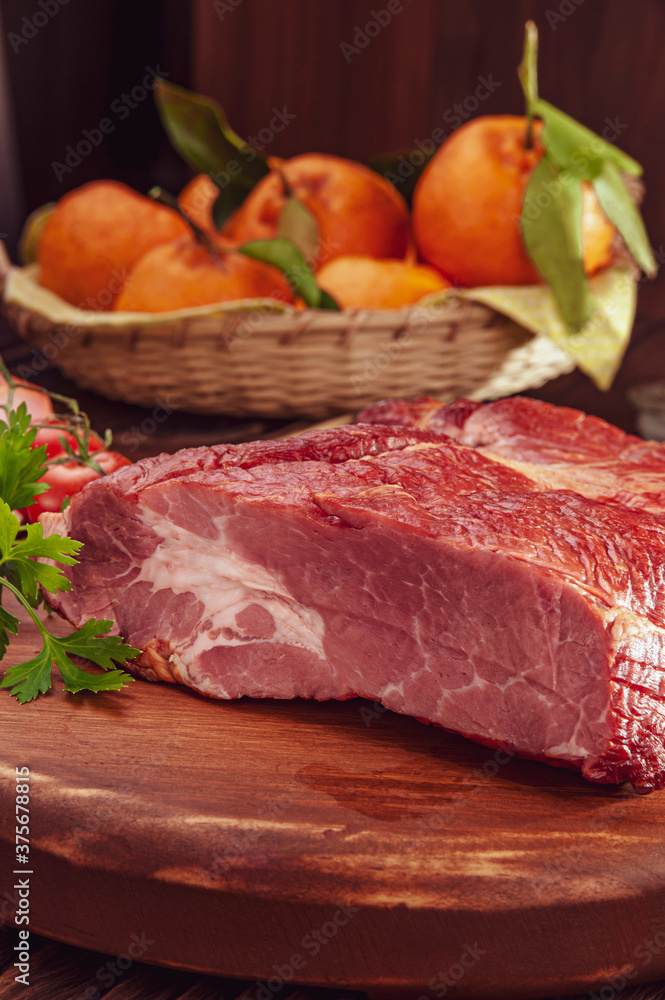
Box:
[136,504,327,665]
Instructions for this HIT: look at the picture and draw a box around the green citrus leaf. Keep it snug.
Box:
[367,149,432,206]
[18,203,55,265]
[592,161,657,277]
[238,239,340,310]
[535,99,642,179]
[277,197,319,261]
[154,80,269,225]
[319,290,340,310]
[521,155,594,332]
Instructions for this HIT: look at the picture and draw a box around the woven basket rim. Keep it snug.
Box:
[0,239,581,419]
[0,246,633,356]
[2,260,299,326]
[1,251,544,340]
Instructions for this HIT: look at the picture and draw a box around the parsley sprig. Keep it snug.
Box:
[0,376,138,703]
[0,405,49,511]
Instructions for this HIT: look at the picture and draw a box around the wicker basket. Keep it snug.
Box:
[0,243,575,419]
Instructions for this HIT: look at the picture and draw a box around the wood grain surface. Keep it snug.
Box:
[3,601,665,999]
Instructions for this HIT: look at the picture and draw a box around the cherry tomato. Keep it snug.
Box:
[27,451,132,522]
[0,376,53,422]
[92,451,131,476]
[31,418,104,460]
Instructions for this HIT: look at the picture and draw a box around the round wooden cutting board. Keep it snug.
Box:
[2,601,665,1000]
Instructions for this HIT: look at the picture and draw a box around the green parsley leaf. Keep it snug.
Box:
[7,520,80,567]
[1,644,53,703]
[0,609,138,704]
[50,617,137,674]
[0,620,136,703]
[0,500,19,559]
[0,603,19,660]
[0,503,138,703]
[0,376,139,705]
[0,404,49,511]
[0,504,80,604]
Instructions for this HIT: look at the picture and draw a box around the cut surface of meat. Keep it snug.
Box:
[42,403,665,791]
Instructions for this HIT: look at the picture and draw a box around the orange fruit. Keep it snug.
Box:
[38,180,190,310]
[179,173,219,235]
[412,115,615,287]
[113,237,294,312]
[317,256,449,309]
[180,154,411,268]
